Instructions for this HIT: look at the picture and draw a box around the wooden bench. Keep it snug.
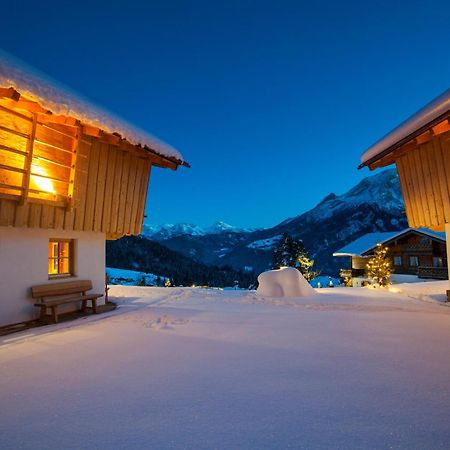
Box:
[31,280,103,324]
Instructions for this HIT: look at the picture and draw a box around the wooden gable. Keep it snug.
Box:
[0,88,181,239]
[367,121,450,231]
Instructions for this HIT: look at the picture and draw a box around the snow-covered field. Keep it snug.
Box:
[106,267,167,286]
[1,284,450,449]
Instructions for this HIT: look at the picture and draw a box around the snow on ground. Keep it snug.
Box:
[2,284,450,449]
[388,279,449,303]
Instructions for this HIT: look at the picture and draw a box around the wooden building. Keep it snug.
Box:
[334,228,447,286]
[359,89,450,292]
[0,53,188,326]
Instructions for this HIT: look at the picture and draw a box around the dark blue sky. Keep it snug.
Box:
[3,0,450,227]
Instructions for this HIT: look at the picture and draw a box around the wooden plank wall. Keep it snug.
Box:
[396,131,450,231]
[0,131,152,238]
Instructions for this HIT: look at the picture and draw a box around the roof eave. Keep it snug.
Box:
[358,110,450,169]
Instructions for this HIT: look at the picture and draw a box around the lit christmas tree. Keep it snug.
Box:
[297,252,320,282]
[365,243,393,286]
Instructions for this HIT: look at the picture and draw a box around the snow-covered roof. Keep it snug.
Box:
[333,228,446,257]
[0,50,186,166]
[360,89,450,168]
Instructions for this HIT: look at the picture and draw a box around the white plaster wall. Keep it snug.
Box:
[0,226,105,327]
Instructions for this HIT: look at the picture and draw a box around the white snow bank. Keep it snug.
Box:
[387,280,449,303]
[0,50,183,162]
[257,267,316,297]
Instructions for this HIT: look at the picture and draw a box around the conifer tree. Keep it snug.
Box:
[365,243,393,286]
[297,251,320,282]
[273,233,305,268]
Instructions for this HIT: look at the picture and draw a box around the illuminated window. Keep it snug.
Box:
[393,256,402,266]
[48,239,73,277]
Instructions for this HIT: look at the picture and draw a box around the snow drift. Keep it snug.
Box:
[257,267,317,297]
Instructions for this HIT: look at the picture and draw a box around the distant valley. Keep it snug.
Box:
[140,168,408,276]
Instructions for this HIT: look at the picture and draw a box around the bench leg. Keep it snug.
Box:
[39,305,47,321]
[51,306,58,323]
[91,299,97,314]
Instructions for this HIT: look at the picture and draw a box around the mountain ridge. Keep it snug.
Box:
[143,169,408,275]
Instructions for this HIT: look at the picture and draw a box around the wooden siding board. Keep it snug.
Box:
[134,163,151,235]
[0,199,16,226]
[110,150,124,233]
[440,133,450,225]
[28,203,42,228]
[424,141,445,226]
[101,147,117,233]
[419,144,439,227]
[128,159,144,235]
[14,202,29,227]
[40,204,55,229]
[82,140,100,231]
[396,159,416,226]
[413,148,432,226]
[54,206,65,229]
[93,142,108,232]
[123,156,138,234]
[406,151,426,226]
[401,153,420,227]
[431,136,450,223]
[71,138,91,231]
[116,152,131,235]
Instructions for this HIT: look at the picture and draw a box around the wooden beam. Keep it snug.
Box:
[432,120,450,136]
[21,113,38,205]
[37,114,79,127]
[0,87,20,101]
[82,124,101,137]
[66,126,80,210]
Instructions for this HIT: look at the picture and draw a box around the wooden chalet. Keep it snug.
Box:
[0,53,188,326]
[334,228,447,286]
[360,88,450,293]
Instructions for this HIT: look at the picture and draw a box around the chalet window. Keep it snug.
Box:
[393,256,402,266]
[433,257,443,267]
[409,256,419,267]
[48,239,73,277]
[0,105,75,205]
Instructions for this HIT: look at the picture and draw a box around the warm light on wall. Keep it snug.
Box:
[31,163,55,194]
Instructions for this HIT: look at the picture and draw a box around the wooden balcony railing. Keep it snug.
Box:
[417,266,448,280]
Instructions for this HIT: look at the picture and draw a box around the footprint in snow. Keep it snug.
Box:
[144,315,189,330]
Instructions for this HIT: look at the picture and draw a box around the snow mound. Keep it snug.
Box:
[0,50,183,162]
[257,267,317,298]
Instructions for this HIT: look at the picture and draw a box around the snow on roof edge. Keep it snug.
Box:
[360,89,450,167]
[0,50,185,164]
[333,227,446,257]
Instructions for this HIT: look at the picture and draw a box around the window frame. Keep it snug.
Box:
[48,238,74,279]
[393,256,402,266]
[409,256,419,267]
[433,256,443,268]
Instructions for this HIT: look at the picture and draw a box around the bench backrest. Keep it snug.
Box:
[31,280,93,298]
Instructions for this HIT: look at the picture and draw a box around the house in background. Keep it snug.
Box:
[0,53,188,327]
[359,89,450,295]
[334,228,447,286]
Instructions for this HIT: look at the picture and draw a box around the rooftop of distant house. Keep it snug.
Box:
[333,228,446,257]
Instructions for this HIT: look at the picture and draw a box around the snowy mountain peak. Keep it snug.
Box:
[142,221,259,240]
[142,223,205,239]
[343,169,403,210]
[206,221,236,233]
